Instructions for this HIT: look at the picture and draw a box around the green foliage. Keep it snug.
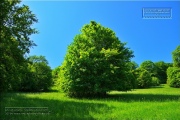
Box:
[52,66,61,86]
[167,67,180,88]
[28,55,48,64]
[20,56,53,92]
[135,68,152,88]
[154,61,172,84]
[127,61,139,70]
[166,45,180,88]
[140,60,157,77]
[60,21,134,97]
[0,0,38,92]
[151,77,160,86]
[172,45,180,67]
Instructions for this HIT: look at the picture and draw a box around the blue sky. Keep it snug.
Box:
[22,1,180,69]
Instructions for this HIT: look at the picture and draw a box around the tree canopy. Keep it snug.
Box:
[0,0,38,92]
[0,0,178,93]
[20,55,52,92]
[155,61,172,84]
[172,45,180,67]
[60,21,134,97]
[167,45,180,88]
[140,60,157,77]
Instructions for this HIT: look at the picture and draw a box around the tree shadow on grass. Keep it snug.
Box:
[0,93,111,120]
[104,93,180,102]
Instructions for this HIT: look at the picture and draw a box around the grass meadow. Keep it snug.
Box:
[0,84,180,120]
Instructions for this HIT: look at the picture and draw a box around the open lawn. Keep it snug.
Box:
[1,84,180,120]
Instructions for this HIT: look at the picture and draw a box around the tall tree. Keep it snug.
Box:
[0,0,38,92]
[60,21,134,97]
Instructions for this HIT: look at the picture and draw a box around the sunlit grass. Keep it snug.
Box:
[1,84,180,120]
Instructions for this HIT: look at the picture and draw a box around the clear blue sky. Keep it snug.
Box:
[22,1,180,69]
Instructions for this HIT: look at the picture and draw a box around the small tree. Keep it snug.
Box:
[140,60,157,77]
[134,68,152,88]
[60,21,134,97]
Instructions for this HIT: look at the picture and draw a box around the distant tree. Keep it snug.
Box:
[28,55,48,64]
[52,66,61,86]
[154,61,172,84]
[60,21,134,97]
[20,55,52,91]
[140,60,157,77]
[134,68,152,88]
[0,0,38,92]
[172,45,180,67]
[151,77,160,86]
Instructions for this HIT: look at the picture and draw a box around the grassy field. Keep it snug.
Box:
[1,84,180,120]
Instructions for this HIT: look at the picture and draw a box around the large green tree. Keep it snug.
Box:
[60,21,134,97]
[0,0,38,92]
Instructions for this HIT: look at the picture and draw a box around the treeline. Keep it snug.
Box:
[128,60,172,88]
[1,1,179,97]
[53,60,173,91]
[52,21,180,98]
[0,0,52,92]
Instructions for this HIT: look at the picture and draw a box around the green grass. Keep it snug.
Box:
[1,84,180,120]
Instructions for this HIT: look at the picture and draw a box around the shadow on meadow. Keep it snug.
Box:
[1,93,112,120]
[104,93,180,102]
